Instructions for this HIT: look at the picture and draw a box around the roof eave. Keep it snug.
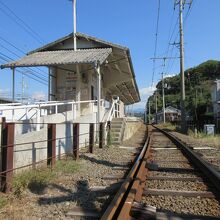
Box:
[125,49,141,102]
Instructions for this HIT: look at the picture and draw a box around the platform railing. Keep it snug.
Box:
[0,99,105,125]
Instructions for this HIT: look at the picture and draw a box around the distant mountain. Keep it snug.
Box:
[133,108,145,113]
[147,60,220,122]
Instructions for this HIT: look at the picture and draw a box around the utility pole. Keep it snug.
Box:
[148,101,151,124]
[162,72,166,123]
[179,0,186,133]
[174,0,193,133]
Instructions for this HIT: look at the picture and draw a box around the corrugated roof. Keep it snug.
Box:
[1,48,112,68]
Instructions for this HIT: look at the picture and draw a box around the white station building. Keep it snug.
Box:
[1,32,140,125]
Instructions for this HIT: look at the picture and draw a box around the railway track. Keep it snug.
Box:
[102,125,220,220]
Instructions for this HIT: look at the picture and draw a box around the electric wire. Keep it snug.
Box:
[0,1,45,44]
[151,0,161,87]
[0,44,48,81]
[0,53,48,86]
[0,36,48,75]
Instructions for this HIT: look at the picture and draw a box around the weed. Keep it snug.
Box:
[54,160,80,174]
[107,130,115,147]
[159,123,177,131]
[0,196,7,209]
[12,169,55,197]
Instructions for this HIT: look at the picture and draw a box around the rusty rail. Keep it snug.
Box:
[101,125,151,220]
[154,125,220,193]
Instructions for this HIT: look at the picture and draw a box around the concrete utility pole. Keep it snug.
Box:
[178,0,186,133]
[162,72,166,123]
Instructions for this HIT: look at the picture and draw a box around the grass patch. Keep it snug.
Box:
[11,159,80,197]
[0,196,7,209]
[12,168,55,197]
[54,159,80,174]
[188,129,220,139]
[158,123,178,131]
[107,131,115,147]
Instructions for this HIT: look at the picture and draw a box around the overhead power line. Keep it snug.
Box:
[0,52,48,86]
[0,36,49,76]
[0,1,45,45]
[151,0,161,87]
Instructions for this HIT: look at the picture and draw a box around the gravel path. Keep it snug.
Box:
[0,124,147,220]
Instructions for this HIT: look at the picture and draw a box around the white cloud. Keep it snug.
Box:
[32,91,46,101]
[133,84,156,110]
[164,74,176,78]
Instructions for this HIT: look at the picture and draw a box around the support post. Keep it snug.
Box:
[12,68,15,102]
[96,62,101,125]
[73,123,79,160]
[76,65,81,113]
[1,122,15,193]
[48,67,51,102]
[89,123,94,153]
[73,0,77,51]
[47,124,56,167]
[99,122,104,148]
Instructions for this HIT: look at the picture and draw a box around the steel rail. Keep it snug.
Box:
[102,125,220,220]
[101,126,151,220]
[153,125,220,193]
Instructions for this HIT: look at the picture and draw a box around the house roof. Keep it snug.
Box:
[157,106,181,114]
[1,48,112,68]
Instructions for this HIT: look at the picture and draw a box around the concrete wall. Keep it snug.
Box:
[123,118,143,141]
[12,107,107,172]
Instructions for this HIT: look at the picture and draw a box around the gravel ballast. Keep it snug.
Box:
[0,125,147,219]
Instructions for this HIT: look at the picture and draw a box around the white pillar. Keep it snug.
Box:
[96,64,101,124]
[76,65,81,113]
[73,0,77,51]
[48,67,51,101]
[12,68,15,102]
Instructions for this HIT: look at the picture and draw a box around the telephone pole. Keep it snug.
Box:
[179,0,186,133]
[175,0,193,133]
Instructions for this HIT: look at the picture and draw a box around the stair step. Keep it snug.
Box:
[112,133,120,137]
[111,122,123,126]
[111,125,122,129]
[111,128,121,132]
[112,118,124,122]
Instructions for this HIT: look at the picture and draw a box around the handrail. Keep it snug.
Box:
[104,99,119,128]
[0,99,104,111]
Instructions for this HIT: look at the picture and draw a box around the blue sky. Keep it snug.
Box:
[0,0,219,109]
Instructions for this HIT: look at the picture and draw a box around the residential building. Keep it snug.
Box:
[211,80,220,132]
[155,106,181,123]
